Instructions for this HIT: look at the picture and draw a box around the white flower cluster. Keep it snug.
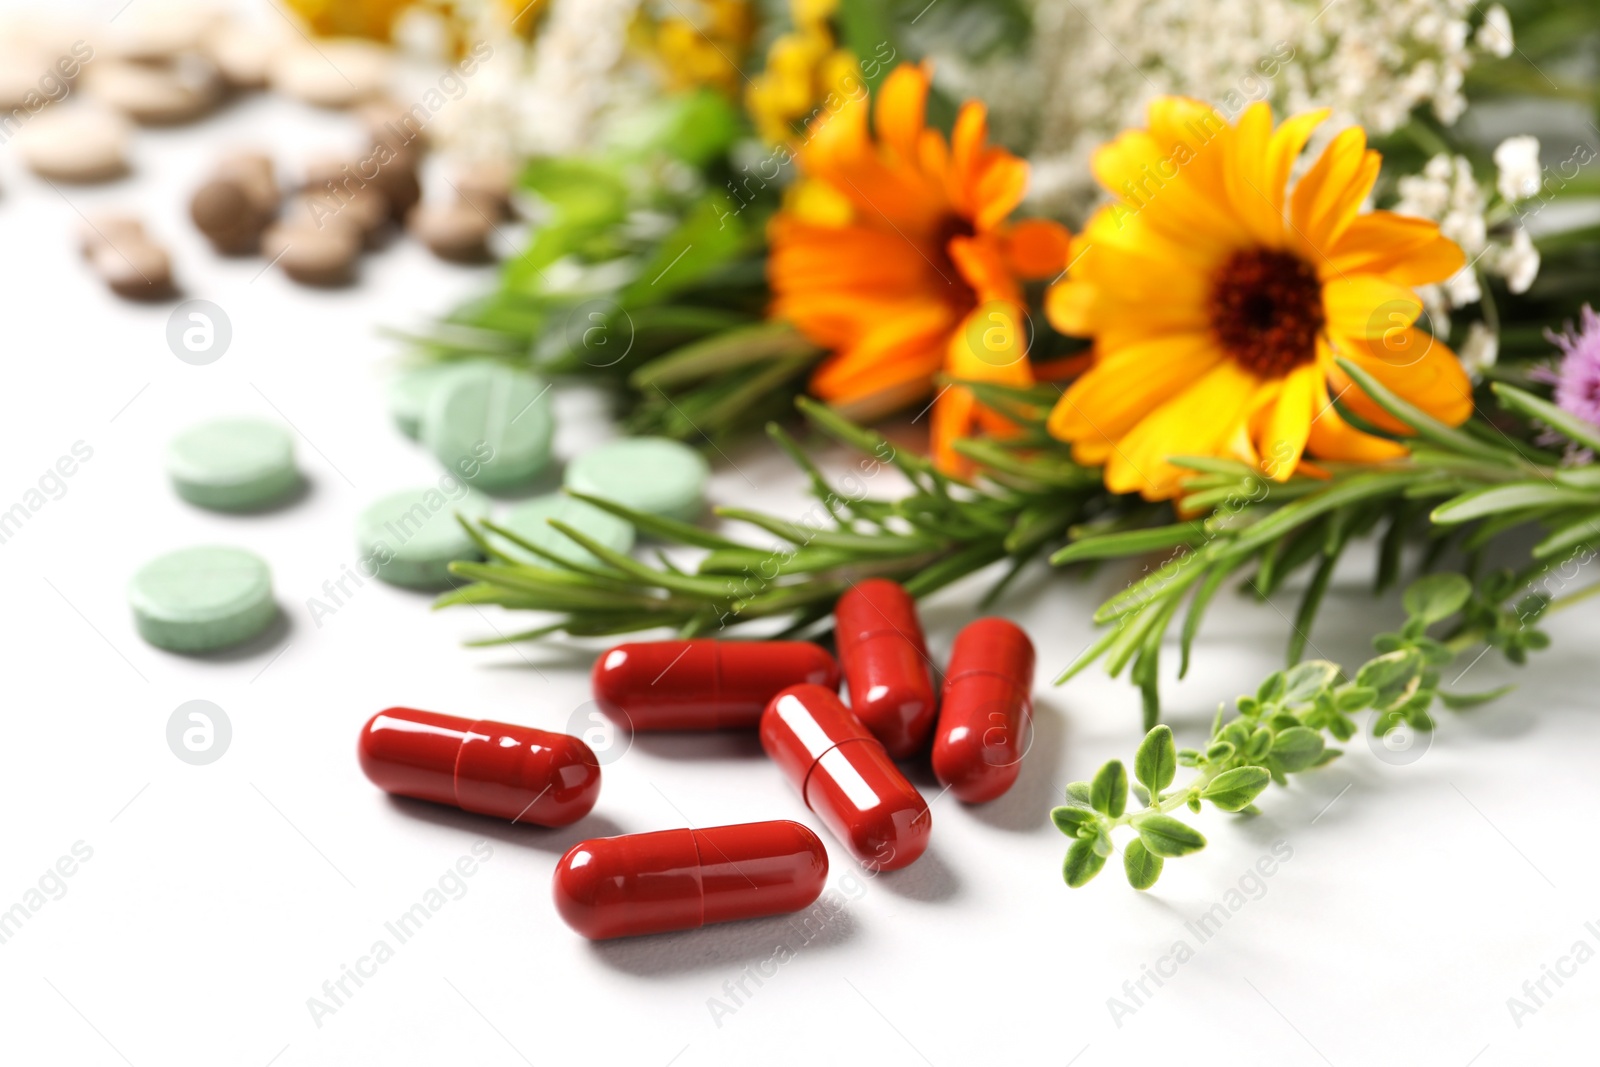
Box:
[1388,141,1545,372]
[1396,148,1540,292]
[424,0,647,160]
[950,0,1514,216]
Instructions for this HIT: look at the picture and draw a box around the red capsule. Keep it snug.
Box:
[834,579,937,758]
[359,707,600,826]
[552,820,828,939]
[931,617,1036,803]
[760,683,930,871]
[591,639,839,730]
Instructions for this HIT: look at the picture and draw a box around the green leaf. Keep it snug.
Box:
[1357,649,1418,691]
[1123,839,1164,890]
[1050,521,1207,565]
[1336,685,1377,712]
[1439,684,1515,709]
[1532,514,1600,560]
[1133,726,1177,794]
[630,322,820,388]
[1063,839,1108,887]
[1065,781,1093,804]
[1402,573,1473,624]
[1134,814,1208,858]
[1200,766,1272,811]
[1289,552,1338,665]
[1050,806,1100,835]
[1336,358,1516,465]
[1493,382,1600,454]
[1091,760,1129,818]
[1270,727,1326,773]
[1431,483,1598,526]
[1282,660,1341,702]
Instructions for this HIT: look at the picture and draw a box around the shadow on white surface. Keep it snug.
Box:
[383,793,628,853]
[589,900,860,977]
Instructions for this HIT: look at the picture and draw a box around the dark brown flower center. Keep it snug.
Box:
[1208,249,1325,378]
[929,212,977,290]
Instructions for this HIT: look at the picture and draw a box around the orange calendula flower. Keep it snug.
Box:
[768,62,1072,474]
[1046,98,1472,500]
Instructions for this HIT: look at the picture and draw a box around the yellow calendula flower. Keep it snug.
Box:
[1046,98,1472,501]
[746,0,861,144]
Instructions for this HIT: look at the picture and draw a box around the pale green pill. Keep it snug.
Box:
[564,437,709,522]
[496,494,635,566]
[166,419,299,511]
[422,364,554,493]
[388,361,494,440]
[129,545,277,653]
[357,487,491,589]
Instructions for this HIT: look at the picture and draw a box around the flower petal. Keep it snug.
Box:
[1108,359,1260,499]
[1047,332,1222,467]
[1323,276,1422,339]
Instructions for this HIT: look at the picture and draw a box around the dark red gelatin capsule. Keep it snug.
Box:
[834,579,937,758]
[931,617,1036,803]
[359,707,600,826]
[760,683,930,871]
[591,639,839,730]
[552,820,828,939]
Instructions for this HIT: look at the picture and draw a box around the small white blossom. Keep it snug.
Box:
[1493,135,1543,202]
[1444,265,1482,306]
[1460,321,1498,375]
[1497,227,1540,294]
[1477,4,1514,58]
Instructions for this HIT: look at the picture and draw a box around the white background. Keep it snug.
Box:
[1,3,1598,1065]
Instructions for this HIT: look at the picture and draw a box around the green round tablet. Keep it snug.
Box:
[357,487,491,589]
[166,419,299,511]
[129,545,277,653]
[564,437,709,523]
[387,361,494,440]
[496,494,635,566]
[422,364,554,493]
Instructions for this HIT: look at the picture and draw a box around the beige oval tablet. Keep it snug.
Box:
[79,213,146,259]
[271,40,391,109]
[112,5,227,63]
[83,57,221,125]
[408,201,494,264]
[264,222,360,287]
[204,20,286,89]
[18,108,131,182]
[92,240,174,301]
[454,159,517,221]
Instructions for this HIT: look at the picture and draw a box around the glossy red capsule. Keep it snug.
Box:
[931,617,1036,803]
[760,683,930,871]
[552,820,828,939]
[591,639,839,730]
[834,579,937,758]
[359,707,600,826]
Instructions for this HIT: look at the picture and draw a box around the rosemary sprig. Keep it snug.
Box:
[438,394,1106,641]
[1054,573,1547,890]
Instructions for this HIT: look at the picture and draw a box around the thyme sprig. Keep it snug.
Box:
[1054,573,1547,890]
